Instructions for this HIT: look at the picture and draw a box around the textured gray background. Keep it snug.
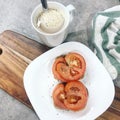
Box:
[0,0,119,120]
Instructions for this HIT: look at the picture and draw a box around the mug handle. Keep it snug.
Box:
[66,4,75,23]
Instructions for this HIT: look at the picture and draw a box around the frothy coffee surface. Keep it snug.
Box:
[37,9,64,33]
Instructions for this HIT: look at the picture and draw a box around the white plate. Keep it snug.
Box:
[23,42,115,120]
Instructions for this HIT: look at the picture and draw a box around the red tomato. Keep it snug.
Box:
[52,83,67,109]
[52,52,86,82]
[65,52,86,79]
[65,81,88,97]
[52,81,88,111]
[52,56,67,82]
[64,81,88,111]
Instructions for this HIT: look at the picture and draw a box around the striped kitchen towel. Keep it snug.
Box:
[89,5,120,80]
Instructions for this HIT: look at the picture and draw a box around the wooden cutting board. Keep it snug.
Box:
[0,30,120,119]
[0,30,49,109]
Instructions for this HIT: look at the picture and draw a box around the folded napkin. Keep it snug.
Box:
[89,5,120,80]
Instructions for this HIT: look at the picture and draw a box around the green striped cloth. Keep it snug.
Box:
[89,6,120,80]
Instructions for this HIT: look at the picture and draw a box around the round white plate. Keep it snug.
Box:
[24,42,115,120]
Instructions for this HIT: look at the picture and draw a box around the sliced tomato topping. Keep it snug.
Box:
[52,52,86,82]
[52,81,88,111]
[64,93,88,111]
[64,81,88,111]
[57,63,75,80]
[65,52,86,79]
[52,56,66,82]
[52,83,67,109]
[65,81,88,97]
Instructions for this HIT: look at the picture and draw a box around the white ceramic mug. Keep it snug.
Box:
[31,1,75,47]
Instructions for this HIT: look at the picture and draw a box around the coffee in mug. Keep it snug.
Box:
[37,8,65,33]
[31,1,75,47]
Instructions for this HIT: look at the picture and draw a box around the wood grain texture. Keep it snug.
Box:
[0,30,49,109]
[0,30,119,119]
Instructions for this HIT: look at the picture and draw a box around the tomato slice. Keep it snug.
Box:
[65,81,88,97]
[56,63,82,81]
[52,52,86,82]
[64,93,87,111]
[52,81,88,111]
[52,56,67,82]
[64,81,88,111]
[52,83,67,109]
[65,52,86,79]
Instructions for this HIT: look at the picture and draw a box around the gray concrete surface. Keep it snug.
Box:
[0,0,119,120]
